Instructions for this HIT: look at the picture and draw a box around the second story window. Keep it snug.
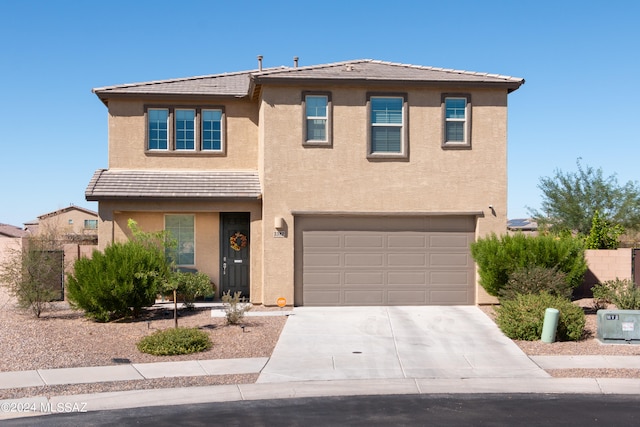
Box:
[202,109,223,151]
[302,92,332,146]
[368,94,408,158]
[306,95,328,142]
[84,219,98,229]
[146,107,225,154]
[443,95,471,148]
[175,109,195,150]
[148,109,169,150]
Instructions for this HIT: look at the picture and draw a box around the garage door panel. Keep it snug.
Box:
[304,253,342,267]
[388,272,428,285]
[430,271,471,286]
[430,290,471,304]
[304,291,342,305]
[387,235,427,248]
[430,253,470,267]
[387,253,426,267]
[430,235,470,248]
[305,234,341,248]
[344,272,384,285]
[344,290,384,304]
[388,290,428,305]
[344,253,384,267]
[304,272,341,285]
[344,234,384,248]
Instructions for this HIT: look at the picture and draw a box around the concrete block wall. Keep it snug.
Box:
[578,248,633,296]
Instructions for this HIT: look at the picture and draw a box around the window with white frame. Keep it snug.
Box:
[443,95,471,147]
[202,109,223,151]
[165,214,195,265]
[303,92,331,146]
[146,107,224,153]
[175,109,195,150]
[84,219,98,229]
[368,95,407,157]
[148,108,169,150]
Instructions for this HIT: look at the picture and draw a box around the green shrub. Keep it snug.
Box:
[221,290,252,324]
[496,292,586,341]
[163,271,215,309]
[470,233,587,297]
[584,210,624,249]
[591,279,640,310]
[67,240,170,322]
[137,327,212,356]
[500,266,572,300]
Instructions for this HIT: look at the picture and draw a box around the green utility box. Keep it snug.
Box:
[597,310,640,344]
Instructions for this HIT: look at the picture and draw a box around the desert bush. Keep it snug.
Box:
[499,266,572,301]
[67,240,170,322]
[496,292,586,341]
[591,278,640,310]
[163,271,215,309]
[137,327,212,356]
[470,233,587,297]
[221,290,252,324]
[0,234,62,317]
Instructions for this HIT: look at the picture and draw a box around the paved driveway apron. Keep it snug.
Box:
[258,306,548,383]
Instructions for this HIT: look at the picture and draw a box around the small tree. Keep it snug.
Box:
[584,210,624,249]
[0,232,63,318]
[530,159,640,234]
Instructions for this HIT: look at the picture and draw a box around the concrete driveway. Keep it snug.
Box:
[258,306,548,383]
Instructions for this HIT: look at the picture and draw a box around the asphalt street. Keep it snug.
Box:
[4,394,640,426]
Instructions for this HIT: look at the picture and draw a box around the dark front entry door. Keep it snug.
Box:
[220,213,250,299]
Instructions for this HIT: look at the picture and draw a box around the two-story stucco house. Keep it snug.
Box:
[86,58,524,307]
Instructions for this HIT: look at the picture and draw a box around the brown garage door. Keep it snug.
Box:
[298,216,475,306]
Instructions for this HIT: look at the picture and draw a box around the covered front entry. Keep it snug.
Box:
[296,215,476,306]
[220,212,250,299]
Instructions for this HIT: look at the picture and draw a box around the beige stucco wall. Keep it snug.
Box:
[259,84,510,305]
[37,209,98,236]
[106,98,259,171]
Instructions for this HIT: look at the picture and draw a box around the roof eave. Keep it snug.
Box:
[252,76,524,92]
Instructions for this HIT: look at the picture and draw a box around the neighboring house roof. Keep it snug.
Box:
[92,59,524,104]
[507,218,538,231]
[85,169,262,201]
[0,223,28,238]
[37,205,98,220]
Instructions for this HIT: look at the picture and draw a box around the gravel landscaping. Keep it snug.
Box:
[1,287,639,400]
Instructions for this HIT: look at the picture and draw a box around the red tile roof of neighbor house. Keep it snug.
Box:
[92,59,525,104]
[0,223,28,238]
[85,170,262,201]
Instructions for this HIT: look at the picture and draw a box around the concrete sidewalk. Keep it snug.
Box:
[3,306,640,420]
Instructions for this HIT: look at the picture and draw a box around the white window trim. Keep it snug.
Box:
[201,108,225,153]
[174,108,196,151]
[147,108,170,151]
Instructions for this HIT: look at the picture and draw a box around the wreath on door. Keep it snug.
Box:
[230,232,248,251]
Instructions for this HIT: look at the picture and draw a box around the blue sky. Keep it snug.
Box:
[1,1,638,227]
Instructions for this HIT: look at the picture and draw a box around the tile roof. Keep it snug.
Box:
[37,205,98,220]
[92,59,524,102]
[85,169,262,201]
[0,223,28,238]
